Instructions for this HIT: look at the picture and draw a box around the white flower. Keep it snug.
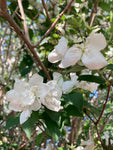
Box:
[48,37,68,63]
[6,80,35,111]
[6,73,50,124]
[58,31,107,70]
[41,80,63,112]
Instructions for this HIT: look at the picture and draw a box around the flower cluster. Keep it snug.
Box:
[48,30,107,70]
[76,140,94,150]
[6,73,63,124]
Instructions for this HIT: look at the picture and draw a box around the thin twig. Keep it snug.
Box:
[42,0,52,23]
[1,12,51,80]
[17,130,37,150]
[95,84,111,125]
[17,0,30,42]
[88,0,100,26]
[32,0,75,48]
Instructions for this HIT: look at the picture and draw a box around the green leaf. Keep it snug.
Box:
[99,2,110,12]
[78,75,105,84]
[111,24,113,33]
[63,92,83,112]
[58,147,67,150]
[106,64,113,70]
[22,111,39,139]
[63,92,83,117]
[67,64,86,73]
[43,112,61,142]
[5,115,19,129]
[65,105,83,116]
[36,133,44,146]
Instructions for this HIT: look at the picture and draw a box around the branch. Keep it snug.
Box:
[17,0,30,42]
[2,12,51,80]
[42,0,52,23]
[0,0,7,11]
[88,0,100,26]
[95,84,111,125]
[32,0,75,48]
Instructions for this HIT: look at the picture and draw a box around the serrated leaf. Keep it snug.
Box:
[78,75,105,84]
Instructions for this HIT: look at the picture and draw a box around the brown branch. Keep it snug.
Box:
[0,0,7,11]
[17,0,30,42]
[95,124,104,146]
[69,117,78,146]
[17,130,37,150]
[42,0,52,23]
[1,12,51,80]
[32,0,75,48]
[95,84,111,125]
[88,0,100,26]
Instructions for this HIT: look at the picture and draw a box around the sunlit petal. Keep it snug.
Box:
[59,46,82,68]
[20,110,31,124]
[86,32,107,51]
[29,73,43,86]
[30,99,41,111]
[62,81,75,94]
[82,50,107,70]
[55,37,68,55]
[48,49,62,63]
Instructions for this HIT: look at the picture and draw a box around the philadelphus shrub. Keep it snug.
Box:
[48,30,107,70]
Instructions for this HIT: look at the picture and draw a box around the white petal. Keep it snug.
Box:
[9,102,22,112]
[70,73,78,85]
[6,90,15,102]
[30,99,41,111]
[35,83,50,98]
[86,32,107,51]
[82,50,107,70]
[48,49,62,63]
[14,80,29,93]
[29,73,43,86]
[59,46,82,68]
[55,37,68,55]
[62,81,75,94]
[20,110,31,124]
[43,97,62,112]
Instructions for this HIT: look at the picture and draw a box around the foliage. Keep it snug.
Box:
[0,0,113,150]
